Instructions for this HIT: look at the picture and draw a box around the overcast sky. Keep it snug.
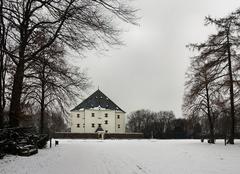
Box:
[69,0,240,118]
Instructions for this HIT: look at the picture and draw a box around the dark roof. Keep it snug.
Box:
[71,89,125,113]
[95,126,104,132]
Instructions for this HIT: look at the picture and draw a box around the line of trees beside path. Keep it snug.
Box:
[183,9,240,144]
[0,0,137,134]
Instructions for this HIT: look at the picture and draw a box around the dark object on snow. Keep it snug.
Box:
[224,135,227,146]
[55,140,59,146]
[0,127,49,158]
[224,134,232,145]
[0,139,6,159]
[200,133,215,144]
[208,139,215,144]
[17,144,38,156]
[0,151,5,159]
[226,138,231,145]
[37,134,49,149]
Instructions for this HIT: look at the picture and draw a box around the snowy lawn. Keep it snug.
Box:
[1,139,240,174]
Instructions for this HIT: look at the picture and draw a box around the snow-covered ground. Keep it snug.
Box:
[1,139,240,174]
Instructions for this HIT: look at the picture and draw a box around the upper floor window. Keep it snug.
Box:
[118,124,120,128]
[77,124,80,128]
[92,113,95,117]
[117,115,120,119]
[92,123,95,128]
[105,113,108,117]
[98,124,102,127]
[105,120,108,124]
[77,114,80,118]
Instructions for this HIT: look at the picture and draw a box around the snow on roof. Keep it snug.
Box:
[71,89,125,113]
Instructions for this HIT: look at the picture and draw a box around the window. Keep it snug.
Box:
[105,130,108,133]
[92,123,95,128]
[118,124,120,128]
[98,124,102,127]
[117,115,120,119]
[92,113,95,117]
[105,120,108,124]
[77,124,80,128]
[105,113,108,117]
[77,114,80,118]
[83,123,85,128]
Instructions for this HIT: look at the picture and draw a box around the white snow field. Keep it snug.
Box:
[1,139,240,174]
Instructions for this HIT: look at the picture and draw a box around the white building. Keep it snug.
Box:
[70,89,126,133]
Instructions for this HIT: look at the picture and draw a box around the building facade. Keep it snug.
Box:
[71,89,125,133]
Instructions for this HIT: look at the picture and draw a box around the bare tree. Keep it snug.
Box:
[0,0,11,128]
[183,53,225,143]
[21,35,89,133]
[0,0,137,127]
[127,109,176,138]
[187,13,240,144]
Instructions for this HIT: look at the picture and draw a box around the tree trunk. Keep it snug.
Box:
[0,52,4,128]
[226,32,235,144]
[0,108,3,128]
[205,80,215,144]
[40,84,45,134]
[9,16,28,127]
[40,100,44,134]
[40,63,46,134]
[0,0,5,128]
[9,60,25,127]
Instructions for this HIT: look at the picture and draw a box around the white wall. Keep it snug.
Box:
[71,109,125,133]
[115,111,125,133]
[70,110,85,133]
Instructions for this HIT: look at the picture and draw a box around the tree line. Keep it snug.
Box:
[183,9,240,144]
[0,0,137,133]
[127,109,202,139]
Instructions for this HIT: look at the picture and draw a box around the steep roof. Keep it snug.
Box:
[95,126,104,133]
[71,89,125,113]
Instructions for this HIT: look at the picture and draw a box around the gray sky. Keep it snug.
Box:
[70,0,240,118]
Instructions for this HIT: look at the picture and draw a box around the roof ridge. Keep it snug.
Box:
[71,89,125,113]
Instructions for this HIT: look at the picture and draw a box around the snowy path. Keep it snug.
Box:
[1,139,240,174]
